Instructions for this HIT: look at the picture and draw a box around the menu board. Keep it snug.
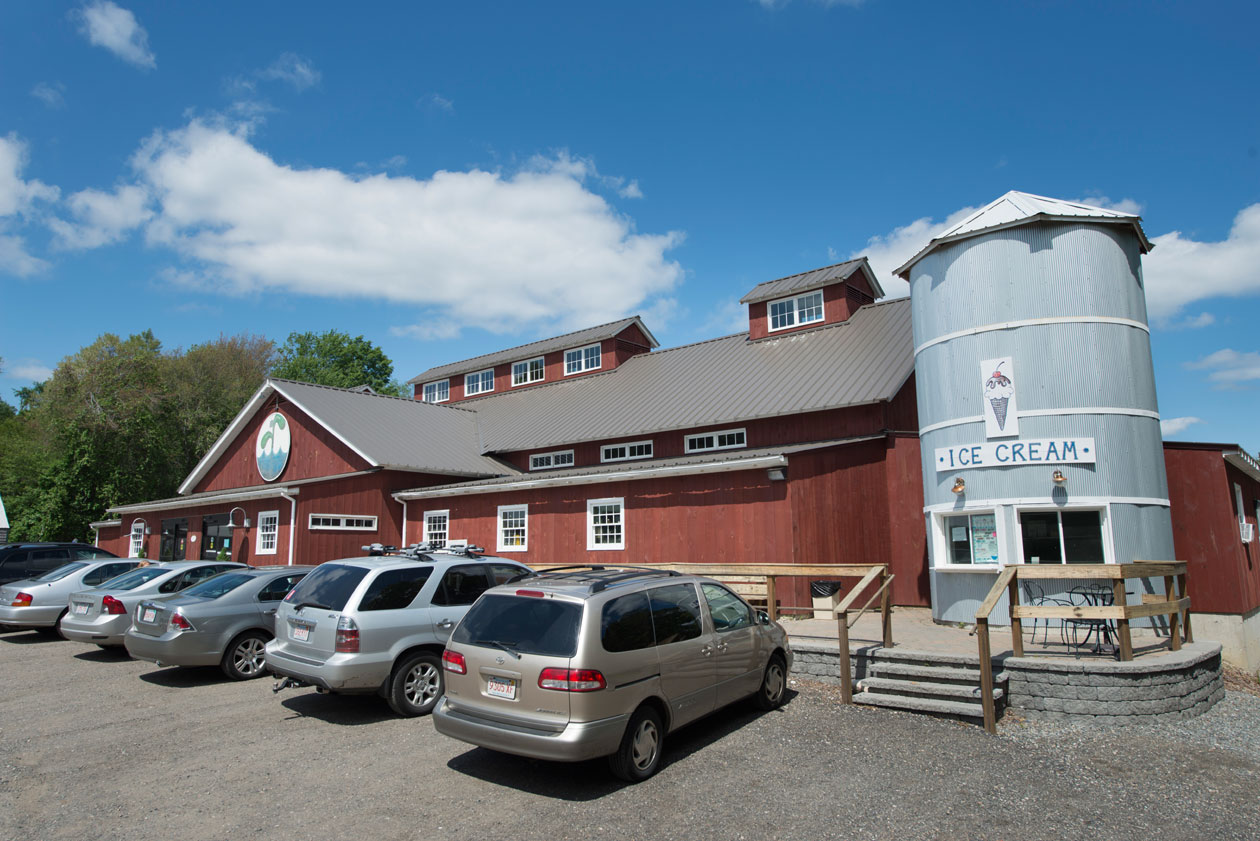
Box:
[970,513,999,564]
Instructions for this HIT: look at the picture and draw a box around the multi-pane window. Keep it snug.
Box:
[943,512,998,565]
[421,379,449,403]
[684,428,746,453]
[464,369,494,396]
[424,510,449,548]
[564,343,602,375]
[498,505,528,552]
[530,450,575,471]
[601,441,653,463]
[511,357,545,386]
[768,290,825,331]
[309,514,378,530]
[1019,510,1105,564]
[129,521,146,557]
[258,510,279,555]
[587,498,624,550]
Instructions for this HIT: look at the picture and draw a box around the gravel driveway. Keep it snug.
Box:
[1,629,1256,841]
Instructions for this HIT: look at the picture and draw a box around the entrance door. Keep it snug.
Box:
[160,518,189,562]
[202,514,233,561]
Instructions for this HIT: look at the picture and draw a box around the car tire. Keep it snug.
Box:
[37,611,68,639]
[221,631,270,680]
[54,609,70,640]
[751,653,787,711]
[386,652,443,717]
[608,705,664,783]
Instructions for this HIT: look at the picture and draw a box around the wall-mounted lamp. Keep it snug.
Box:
[951,477,966,495]
[767,467,787,482]
[226,506,252,529]
[1051,470,1067,485]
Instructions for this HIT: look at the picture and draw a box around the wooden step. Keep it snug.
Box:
[852,691,986,719]
[858,676,1005,703]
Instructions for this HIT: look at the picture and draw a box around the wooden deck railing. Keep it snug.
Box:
[973,561,1191,733]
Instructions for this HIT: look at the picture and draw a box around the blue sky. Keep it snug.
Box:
[1,1,1257,452]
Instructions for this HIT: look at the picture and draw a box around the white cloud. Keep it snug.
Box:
[2,359,54,381]
[849,204,981,299]
[75,1,156,69]
[1185,349,1260,386]
[1160,416,1203,437]
[1166,311,1215,330]
[77,119,682,335]
[49,184,152,249]
[0,134,59,276]
[31,82,66,109]
[419,93,454,112]
[618,180,643,200]
[259,53,320,91]
[1143,204,1260,322]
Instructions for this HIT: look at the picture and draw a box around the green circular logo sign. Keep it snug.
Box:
[255,412,291,482]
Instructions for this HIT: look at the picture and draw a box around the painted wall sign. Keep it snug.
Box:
[981,357,1019,438]
[255,412,291,482]
[935,438,1096,472]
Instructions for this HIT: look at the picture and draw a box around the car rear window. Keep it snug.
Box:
[453,594,582,658]
[358,566,433,611]
[602,592,655,652]
[103,567,169,591]
[284,564,369,611]
[182,572,253,599]
[35,562,90,582]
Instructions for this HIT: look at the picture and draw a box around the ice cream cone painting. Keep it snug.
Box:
[981,357,1019,438]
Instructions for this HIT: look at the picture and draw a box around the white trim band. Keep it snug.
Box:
[915,316,1150,356]
[109,487,302,515]
[924,495,1169,514]
[920,407,1161,435]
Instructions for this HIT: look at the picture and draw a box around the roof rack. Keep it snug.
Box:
[362,542,486,559]
[524,564,682,593]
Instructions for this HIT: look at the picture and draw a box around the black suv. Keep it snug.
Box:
[0,543,119,586]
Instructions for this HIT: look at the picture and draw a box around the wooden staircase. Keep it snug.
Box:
[854,649,1007,723]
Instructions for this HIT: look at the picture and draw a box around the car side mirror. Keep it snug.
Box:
[757,610,771,625]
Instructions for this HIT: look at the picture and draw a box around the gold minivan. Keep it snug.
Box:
[433,566,792,782]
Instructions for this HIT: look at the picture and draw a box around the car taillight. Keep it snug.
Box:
[11,592,32,607]
[102,595,127,615]
[515,589,545,598]
[335,616,359,653]
[441,650,466,674]
[169,613,193,632]
[538,668,606,692]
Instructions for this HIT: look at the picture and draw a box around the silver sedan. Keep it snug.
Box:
[125,566,312,679]
[0,559,141,635]
[61,561,246,648]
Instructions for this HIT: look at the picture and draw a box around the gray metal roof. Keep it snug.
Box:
[408,316,659,385]
[461,298,914,453]
[739,258,884,305]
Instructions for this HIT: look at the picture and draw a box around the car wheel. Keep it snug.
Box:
[386,652,443,717]
[55,609,70,640]
[221,631,270,680]
[37,612,68,639]
[608,705,664,783]
[752,653,787,711]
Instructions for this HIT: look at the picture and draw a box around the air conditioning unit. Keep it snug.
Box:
[1242,522,1256,544]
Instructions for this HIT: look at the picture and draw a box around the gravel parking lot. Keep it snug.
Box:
[1,629,1257,841]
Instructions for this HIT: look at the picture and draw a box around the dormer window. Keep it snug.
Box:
[465,369,494,396]
[564,343,602,375]
[769,291,824,332]
[685,428,746,453]
[512,357,545,387]
[530,449,575,470]
[422,379,450,404]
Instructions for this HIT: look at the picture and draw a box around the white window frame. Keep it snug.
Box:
[530,449,575,471]
[1235,483,1246,524]
[422,379,450,404]
[129,520,146,557]
[684,427,747,454]
[497,504,528,552]
[308,514,379,531]
[423,509,449,549]
[933,510,1004,569]
[1013,505,1112,566]
[464,369,494,397]
[601,440,654,463]
[511,357,546,387]
[768,290,825,332]
[257,510,279,555]
[564,343,602,376]
[587,497,625,551]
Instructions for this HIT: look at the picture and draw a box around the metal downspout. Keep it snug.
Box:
[281,491,297,566]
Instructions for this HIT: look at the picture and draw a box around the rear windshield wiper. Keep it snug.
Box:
[476,639,521,659]
[293,600,331,611]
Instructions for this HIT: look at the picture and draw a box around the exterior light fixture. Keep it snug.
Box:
[951,477,966,494]
[1052,470,1066,485]
[767,467,787,481]
[226,506,251,529]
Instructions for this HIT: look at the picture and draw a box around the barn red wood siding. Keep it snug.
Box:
[195,399,368,493]
[748,282,870,341]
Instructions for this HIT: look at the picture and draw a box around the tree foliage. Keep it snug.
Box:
[272,330,405,396]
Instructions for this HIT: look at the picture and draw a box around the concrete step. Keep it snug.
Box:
[871,661,1009,685]
[852,691,986,720]
[858,676,1005,703]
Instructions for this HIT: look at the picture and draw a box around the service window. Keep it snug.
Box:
[646,584,703,645]
[1019,510,1105,564]
[358,567,434,611]
[601,591,656,652]
[431,565,491,606]
[258,573,307,602]
[701,584,752,632]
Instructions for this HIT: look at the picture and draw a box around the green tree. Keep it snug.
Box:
[271,330,405,396]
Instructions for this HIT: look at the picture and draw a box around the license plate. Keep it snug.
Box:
[486,676,518,700]
[73,602,89,615]
[142,608,156,623]
[292,624,310,642]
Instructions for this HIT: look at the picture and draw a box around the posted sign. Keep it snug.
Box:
[935,438,1096,472]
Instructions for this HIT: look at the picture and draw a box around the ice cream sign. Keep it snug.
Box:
[982,357,1018,438]
[935,438,1096,472]
[255,412,291,482]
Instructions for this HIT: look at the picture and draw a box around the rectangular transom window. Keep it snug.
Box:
[601,440,653,463]
[498,505,528,552]
[512,357,545,386]
[309,514,378,531]
[530,449,575,471]
[588,498,624,550]
[684,428,746,453]
[422,379,449,404]
[258,510,279,555]
[424,509,449,549]
[564,343,602,375]
[1018,509,1105,564]
[464,369,494,396]
[768,290,824,331]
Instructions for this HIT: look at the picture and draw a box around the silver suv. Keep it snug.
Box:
[433,565,792,782]
[264,547,532,717]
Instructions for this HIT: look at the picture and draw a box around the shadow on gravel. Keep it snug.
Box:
[139,666,229,687]
[445,689,800,801]
[73,646,132,662]
[278,692,398,725]
[0,630,61,645]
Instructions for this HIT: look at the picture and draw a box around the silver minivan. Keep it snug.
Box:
[433,566,792,781]
[264,549,532,716]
